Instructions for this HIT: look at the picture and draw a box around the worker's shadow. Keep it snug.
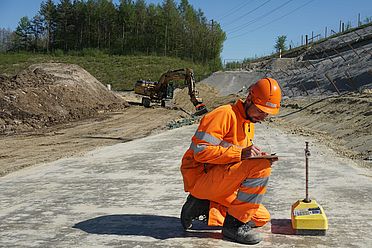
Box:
[73,214,222,240]
[270,219,296,235]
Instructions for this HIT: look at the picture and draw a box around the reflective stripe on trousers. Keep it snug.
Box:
[237,177,269,204]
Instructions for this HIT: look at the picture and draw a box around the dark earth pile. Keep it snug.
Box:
[0,63,128,134]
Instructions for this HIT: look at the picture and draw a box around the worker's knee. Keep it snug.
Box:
[240,159,271,177]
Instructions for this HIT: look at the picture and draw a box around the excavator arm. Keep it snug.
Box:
[184,68,208,116]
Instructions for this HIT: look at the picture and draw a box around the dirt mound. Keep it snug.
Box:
[0,63,128,134]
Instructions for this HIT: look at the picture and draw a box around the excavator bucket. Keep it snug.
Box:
[194,104,208,116]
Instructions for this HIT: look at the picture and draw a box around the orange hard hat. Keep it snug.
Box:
[249,77,282,115]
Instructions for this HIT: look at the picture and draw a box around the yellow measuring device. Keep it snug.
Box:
[291,142,328,235]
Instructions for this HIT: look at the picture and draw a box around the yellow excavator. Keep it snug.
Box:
[134,68,208,116]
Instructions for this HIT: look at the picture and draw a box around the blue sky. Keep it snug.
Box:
[0,0,371,62]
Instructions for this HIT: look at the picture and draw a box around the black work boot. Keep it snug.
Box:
[222,213,262,245]
[180,194,210,230]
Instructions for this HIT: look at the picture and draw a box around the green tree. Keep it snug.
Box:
[40,0,56,52]
[161,0,181,57]
[134,0,147,53]
[10,0,225,67]
[56,0,74,51]
[118,0,135,54]
[363,16,371,24]
[72,0,86,50]
[274,35,287,53]
[30,15,45,51]
[95,0,117,50]
[13,16,32,51]
[144,3,162,55]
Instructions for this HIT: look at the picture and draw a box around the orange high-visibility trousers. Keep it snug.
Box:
[188,158,271,226]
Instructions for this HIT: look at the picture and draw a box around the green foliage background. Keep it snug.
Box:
[0,52,212,90]
[7,0,226,71]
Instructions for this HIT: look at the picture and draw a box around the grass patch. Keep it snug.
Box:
[0,52,212,90]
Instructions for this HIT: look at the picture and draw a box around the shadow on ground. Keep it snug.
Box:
[271,219,295,235]
[73,214,223,240]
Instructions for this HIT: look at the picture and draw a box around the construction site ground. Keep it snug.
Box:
[0,56,371,246]
[1,123,371,248]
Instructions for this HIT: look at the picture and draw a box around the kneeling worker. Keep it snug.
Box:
[180,78,282,245]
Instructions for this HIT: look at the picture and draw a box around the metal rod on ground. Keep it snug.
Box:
[300,82,309,96]
[354,29,364,39]
[303,62,310,70]
[272,72,287,96]
[286,72,297,96]
[313,47,333,63]
[305,142,310,203]
[279,69,290,76]
[354,30,372,56]
[287,75,296,96]
[332,47,347,62]
[294,67,309,96]
[324,72,341,95]
[344,70,357,90]
[314,77,322,93]
[307,60,316,69]
[331,29,361,58]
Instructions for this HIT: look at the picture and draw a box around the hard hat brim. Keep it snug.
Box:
[255,103,279,115]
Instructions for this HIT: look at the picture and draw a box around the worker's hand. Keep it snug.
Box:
[241,145,262,160]
[269,157,279,165]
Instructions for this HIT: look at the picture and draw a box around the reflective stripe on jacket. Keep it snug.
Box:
[181,99,254,191]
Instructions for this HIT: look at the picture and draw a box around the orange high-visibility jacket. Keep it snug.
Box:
[181,99,254,192]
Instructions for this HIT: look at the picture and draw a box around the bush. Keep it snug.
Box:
[81,48,108,57]
[53,49,64,57]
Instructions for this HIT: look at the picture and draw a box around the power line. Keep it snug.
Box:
[229,0,315,40]
[218,0,256,21]
[226,0,294,34]
[222,0,271,28]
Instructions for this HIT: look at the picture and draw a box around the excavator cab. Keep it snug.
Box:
[166,82,174,99]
